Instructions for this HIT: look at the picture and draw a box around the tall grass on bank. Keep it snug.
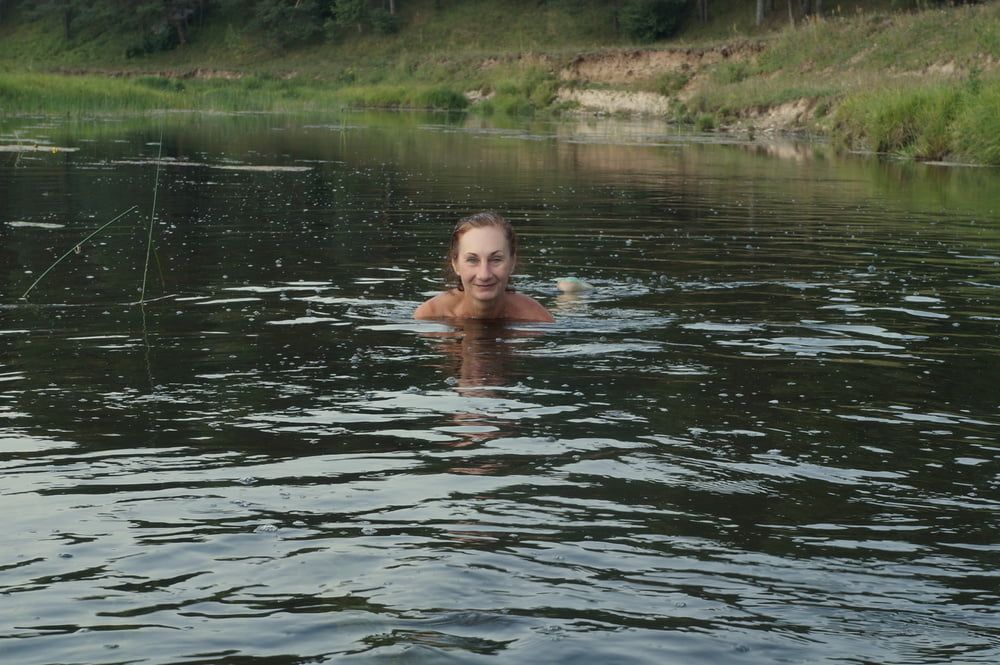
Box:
[336,84,468,110]
[833,75,1000,164]
[0,72,175,113]
[0,71,469,114]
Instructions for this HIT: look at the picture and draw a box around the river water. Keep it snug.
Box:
[1,112,998,664]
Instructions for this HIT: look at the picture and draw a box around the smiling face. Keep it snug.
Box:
[451,226,516,303]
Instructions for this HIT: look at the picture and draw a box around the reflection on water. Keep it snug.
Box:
[1,112,999,665]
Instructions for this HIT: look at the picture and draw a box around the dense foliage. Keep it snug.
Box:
[6,1,704,55]
[619,0,687,42]
[9,0,407,54]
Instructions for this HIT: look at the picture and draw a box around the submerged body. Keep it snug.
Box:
[415,213,554,323]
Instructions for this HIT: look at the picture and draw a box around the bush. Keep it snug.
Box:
[369,8,400,35]
[412,86,468,110]
[655,70,691,96]
[250,0,325,48]
[125,25,178,58]
[711,62,752,85]
[619,0,686,42]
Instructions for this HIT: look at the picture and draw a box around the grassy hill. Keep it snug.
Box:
[1,0,998,163]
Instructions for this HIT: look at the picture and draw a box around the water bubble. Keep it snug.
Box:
[361,526,378,536]
[236,477,258,486]
[254,524,279,534]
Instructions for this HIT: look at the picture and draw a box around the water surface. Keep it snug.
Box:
[2,112,999,664]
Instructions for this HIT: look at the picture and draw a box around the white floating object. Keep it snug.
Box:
[0,144,78,153]
[556,277,594,293]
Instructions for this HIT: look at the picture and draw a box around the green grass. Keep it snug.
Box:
[952,83,1000,165]
[470,66,560,117]
[0,71,349,114]
[336,83,467,110]
[0,71,175,113]
[833,74,1000,164]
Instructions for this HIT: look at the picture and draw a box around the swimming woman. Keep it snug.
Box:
[414,212,554,322]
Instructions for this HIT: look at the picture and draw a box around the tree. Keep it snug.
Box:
[334,0,367,33]
[756,0,775,26]
[31,0,90,40]
[248,0,326,47]
[163,0,204,45]
[695,0,708,23]
[801,0,822,18]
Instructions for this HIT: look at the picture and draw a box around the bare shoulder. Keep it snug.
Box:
[414,290,461,319]
[506,293,555,323]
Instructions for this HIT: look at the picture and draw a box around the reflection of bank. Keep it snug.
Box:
[420,320,542,474]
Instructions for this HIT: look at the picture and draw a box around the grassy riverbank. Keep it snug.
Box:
[1,0,998,164]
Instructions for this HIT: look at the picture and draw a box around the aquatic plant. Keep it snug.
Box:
[139,129,164,304]
[19,206,139,301]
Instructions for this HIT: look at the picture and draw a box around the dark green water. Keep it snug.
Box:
[1,112,998,664]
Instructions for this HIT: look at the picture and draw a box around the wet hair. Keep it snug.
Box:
[446,212,518,292]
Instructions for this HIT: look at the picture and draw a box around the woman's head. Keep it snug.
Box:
[448,212,518,294]
[449,212,517,262]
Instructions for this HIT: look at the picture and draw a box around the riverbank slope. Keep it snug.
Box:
[1,0,998,163]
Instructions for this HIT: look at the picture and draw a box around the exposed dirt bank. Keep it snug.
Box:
[558,42,763,83]
[555,88,672,115]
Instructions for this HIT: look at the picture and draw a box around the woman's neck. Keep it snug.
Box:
[458,293,506,319]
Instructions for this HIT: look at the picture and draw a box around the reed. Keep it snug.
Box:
[19,206,139,301]
[138,127,164,304]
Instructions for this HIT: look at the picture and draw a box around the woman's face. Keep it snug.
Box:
[452,226,516,302]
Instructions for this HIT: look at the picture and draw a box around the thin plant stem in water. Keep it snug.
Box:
[19,205,139,301]
[139,127,164,304]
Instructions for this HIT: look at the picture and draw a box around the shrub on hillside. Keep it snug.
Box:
[620,0,686,42]
[249,0,325,48]
[369,8,400,35]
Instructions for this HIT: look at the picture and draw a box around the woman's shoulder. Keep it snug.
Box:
[505,292,555,323]
[414,290,461,319]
